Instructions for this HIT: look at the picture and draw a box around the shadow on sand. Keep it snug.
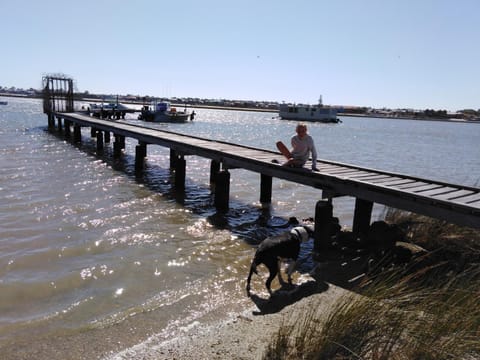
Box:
[249,250,370,315]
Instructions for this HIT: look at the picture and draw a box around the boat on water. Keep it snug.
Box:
[279,96,342,123]
[138,100,194,123]
[88,100,136,119]
[0,101,8,105]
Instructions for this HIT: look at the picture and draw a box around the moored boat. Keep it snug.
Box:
[88,101,136,119]
[279,96,342,123]
[138,100,193,123]
[0,100,8,105]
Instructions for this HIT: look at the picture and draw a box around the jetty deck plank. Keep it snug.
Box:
[55,112,480,229]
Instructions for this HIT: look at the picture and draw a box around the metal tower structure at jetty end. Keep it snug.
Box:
[42,75,74,116]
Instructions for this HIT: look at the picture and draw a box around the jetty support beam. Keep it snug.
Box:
[352,198,373,238]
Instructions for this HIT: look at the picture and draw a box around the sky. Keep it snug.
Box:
[1,0,479,111]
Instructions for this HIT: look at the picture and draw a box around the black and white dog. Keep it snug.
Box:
[246,226,312,297]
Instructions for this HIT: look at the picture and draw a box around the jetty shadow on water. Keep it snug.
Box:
[54,127,300,243]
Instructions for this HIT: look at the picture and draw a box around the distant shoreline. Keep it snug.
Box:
[1,92,479,124]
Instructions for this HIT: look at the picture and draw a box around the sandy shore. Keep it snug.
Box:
[106,261,360,360]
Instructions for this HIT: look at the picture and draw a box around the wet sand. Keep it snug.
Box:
[106,277,350,360]
[105,253,367,360]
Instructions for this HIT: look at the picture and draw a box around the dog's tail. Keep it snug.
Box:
[246,259,259,297]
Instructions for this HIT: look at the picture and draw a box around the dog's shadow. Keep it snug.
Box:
[249,280,329,315]
[248,251,372,315]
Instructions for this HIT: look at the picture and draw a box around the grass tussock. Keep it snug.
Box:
[264,210,480,360]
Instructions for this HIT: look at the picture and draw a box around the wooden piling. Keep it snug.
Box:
[48,114,55,130]
[135,142,147,173]
[113,134,122,158]
[174,155,186,189]
[352,198,373,238]
[170,149,177,169]
[313,200,333,254]
[210,160,221,187]
[96,131,104,151]
[73,125,81,143]
[214,170,230,212]
[64,120,71,139]
[260,174,272,204]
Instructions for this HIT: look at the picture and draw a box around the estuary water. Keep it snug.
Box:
[0,96,479,359]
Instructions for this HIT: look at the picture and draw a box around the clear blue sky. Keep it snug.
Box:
[2,0,479,111]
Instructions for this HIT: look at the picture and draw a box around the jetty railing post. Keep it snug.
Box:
[214,169,230,212]
[313,200,333,254]
[73,125,81,143]
[260,174,272,205]
[352,198,373,238]
[174,155,186,190]
[210,160,221,188]
[170,149,177,169]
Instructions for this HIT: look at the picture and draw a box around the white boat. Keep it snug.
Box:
[87,98,137,119]
[138,100,193,123]
[279,96,341,123]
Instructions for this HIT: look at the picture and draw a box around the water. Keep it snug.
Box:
[1,96,479,358]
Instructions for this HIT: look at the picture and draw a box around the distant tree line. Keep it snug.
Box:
[423,109,449,118]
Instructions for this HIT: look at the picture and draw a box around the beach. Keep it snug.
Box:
[105,272,350,360]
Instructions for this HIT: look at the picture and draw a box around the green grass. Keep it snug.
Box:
[264,210,480,359]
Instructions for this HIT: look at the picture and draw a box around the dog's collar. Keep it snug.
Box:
[290,227,309,242]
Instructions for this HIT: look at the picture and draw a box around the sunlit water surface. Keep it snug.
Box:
[0,97,478,358]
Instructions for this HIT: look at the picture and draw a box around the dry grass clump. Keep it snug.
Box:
[385,209,480,269]
[264,211,480,359]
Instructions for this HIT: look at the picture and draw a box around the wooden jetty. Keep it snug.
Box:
[42,76,480,252]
